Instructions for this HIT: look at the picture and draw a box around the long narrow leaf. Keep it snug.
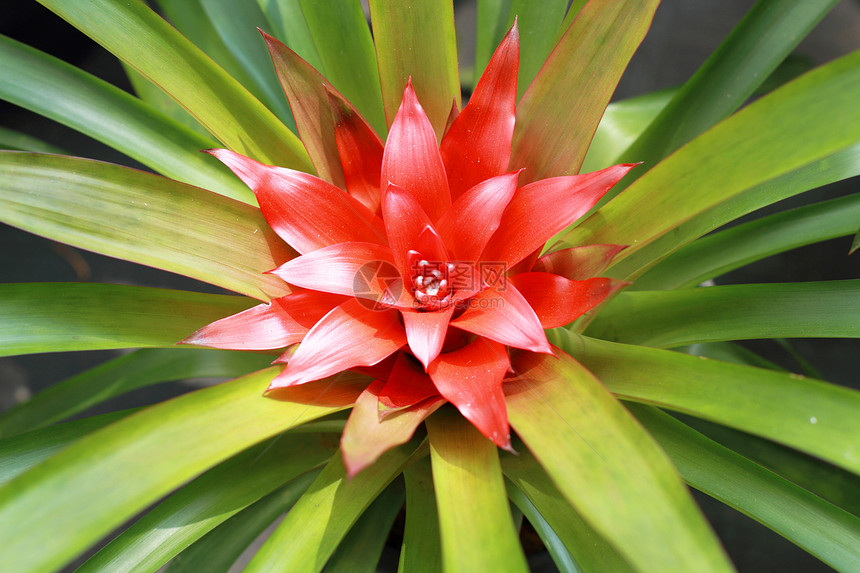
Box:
[632,405,860,571]
[474,0,511,82]
[256,0,322,70]
[0,35,250,202]
[553,331,860,476]
[636,192,860,290]
[163,472,319,573]
[426,408,528,573]
[618,0,838,172]
[505,350,733,572]
[0,368,366,573]
[37,0,311,170]
[369,1,459,138]
[506,0,569,98]
[563,51,860,273]
[0,153,294,300]
[0,126,65,154]
[0,348,273,438]
[505,482,578,573]
[0,283,254,357]
[79,433,338,571]
[587,280,860,348]
[198,0,296,130]
[243,440,415,572]
[510,0,660,183]
[297,0,386,135]
[398,456,442,573]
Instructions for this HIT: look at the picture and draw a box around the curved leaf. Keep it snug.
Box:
[505,349,733,572]
[243,439,416,572]
[636,192,860,290]
[0,348,272,438]
[587,280,860,348]
[297,0,386,135]
[505,0,569,98]
[426,408,528,573]
[563,51,860,273]
[397,456,441,573]
[618,0,838,172]
[163,472,319,573]
[0,126,65,154]
[0,35,251,202]
[198,0,296,130]
[256,0,322,70]
[510,0,660,183]
[37,0,311,170]
[0,367,366,573]
[0,153,294,300]
[632,405,860,571]
[369,1,459,138]
[79,433,337,572]
[0,283,255,357]
[554,332,860,476]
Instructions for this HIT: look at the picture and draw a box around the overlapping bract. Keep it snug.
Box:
[183,25,633,476]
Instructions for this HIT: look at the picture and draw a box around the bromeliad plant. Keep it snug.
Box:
[0,1,859,572]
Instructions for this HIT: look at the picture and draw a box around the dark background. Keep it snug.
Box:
[1,1,859,571]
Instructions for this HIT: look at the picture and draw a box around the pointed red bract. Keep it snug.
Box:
[428,338,513,450]
[509,273,627,328]
[378,352,441,412]
[271,242,410,307]
[482,163,637,267]
[381,80,451,221]
[382,183,448,285]
[532,244,628,280]
[436,171,520,262]
[402,306,455,369]
[451,283,551,353]
[262,31,345,188]
[328,88,385,214]
[181,293,343,350]
[440,24,519,200]
[208,149,387,254]
[270,299,406,388]
[341,380,444,478]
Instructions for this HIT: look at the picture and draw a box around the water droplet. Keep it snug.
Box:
[810,416,818,424]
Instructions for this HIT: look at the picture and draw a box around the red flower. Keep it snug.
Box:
[183,25,633,476]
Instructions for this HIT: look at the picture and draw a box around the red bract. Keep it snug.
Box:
[183,24,634,477]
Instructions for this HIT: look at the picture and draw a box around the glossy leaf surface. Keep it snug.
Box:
[0,153,293,300]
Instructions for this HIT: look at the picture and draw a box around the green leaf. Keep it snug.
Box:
[0,348,272,438]
[503,450,634,573]
[0,410,132,486]
[426,408,528,573]
[680,341,785,371]
[0,153,294,300]
[635,192,860,290]
[506,0,569,98]
[504,481,579,573]
[580,87,675,174]
[611,141,860,280]
[587,280,860,348]
[554,332,860,476]
[505,350,733,572]
[297,0,386,135]
[256,0,322,70]
[685,416,860,519]
[474,0,511,83]
[0,283,255,357]
[0,368,366,573]
[326,478,406,573]
[510,0,660,183]
[618,0,838,172]
[563,50,860,274]
[37,0,311,170]
[632,405,860,571]
[243,440,416,572]
[79,433,338,572]
[0,126,65,154]
[369,1,460,139]
[198,0,296,131]
[0,35,252,202]
[164,472,319,573]
[851,225,860,255]
[397,456,441,573]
